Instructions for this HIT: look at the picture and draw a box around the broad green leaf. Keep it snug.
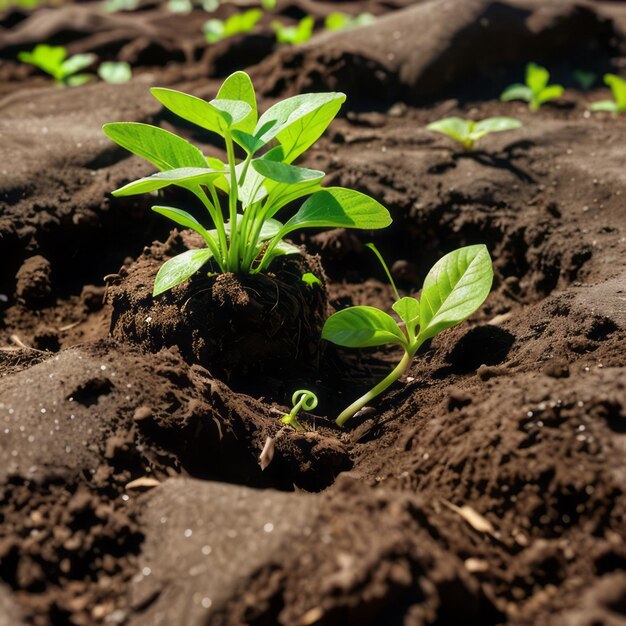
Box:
[153,248,213,296]
[216,71,257,134]
[418,244,493,341]
[151,88,251,135]
[18,44,66,78]
[61,53,96,77]
[112,167,224,197]
[536,85,564,106]
[231,130,265,155]
[98,61,132,84]
[251,159,324,185]
[151,206,210,240]
[265,240,302,262]
[426,117,471,144]
[272,16,314,44]
[283,188,391,232]
[471,117,522,141]
[322,306,407,348]
[255,92,346,162]
[590,100,619,113]
[103,122,207,171]
[526,63,549,93]
[392,297,419,328]
[605,73,626,111]
[500,84,533,103]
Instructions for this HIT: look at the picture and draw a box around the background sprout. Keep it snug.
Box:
[323,244,493,427]
[325,11,375,31]
[426,117,522,150]
[98,61,132,84]
[204,9,262,43]
[103,71,391,296]
[573,69,597,91]
[18,44,96,86]
[590,74,626,114]
[272,16,314,45]
[501,62,564,111]
[280,390,318,431]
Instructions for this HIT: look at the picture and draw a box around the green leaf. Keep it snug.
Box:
[151,206,211,240]
[302,272,322,287]
[112,167,225,197]
[231,130,265,155]
[604,73,626,111]
[470,117,522,141]
[272,16,314,44]
[153,248,213,296]
[18,44,66,79]
[590,100,619,113]
[536,84,564,106]
[284,188,391,233]
[322,306,407,348]
[204,9,262,43]
[500,84,533,103]
[255,92,346,162]
[103,122,207,171]
[392,297,419,328]
[526,62,549,93]
[418,244,493,341]
[251,159,324,185]
[266,240,301,261]
[216,71,257,134]
[60,53,96,77]
[98,61,132,84]
[426,117,472,145]
[573,69,596,91]
[65,74,92,87]
[150,88,251,136]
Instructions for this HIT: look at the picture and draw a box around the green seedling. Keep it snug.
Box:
[167,0,218,13]
[18,44,96,86]
[103,71,391,296]
[323,244,493,426]
[272,16,314,44]
[590,74,626,114]
[280,389,318,431]
[102,0,139,12]
[426,117,522,150]
[573,69,596,91]
[501,62,564,111]
[204,8,262,43]
[325,11,375,31]
[98,61,132,84]
[302,272,322,288]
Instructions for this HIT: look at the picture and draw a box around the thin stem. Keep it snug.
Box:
[336,349,413,428]
[225,135,240,272]
[191,185,228,267]
[366,243,400,301]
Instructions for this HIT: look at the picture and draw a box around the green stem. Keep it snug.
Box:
[336,349,413,428]
[191,185,228,268]
[225,136,240,272]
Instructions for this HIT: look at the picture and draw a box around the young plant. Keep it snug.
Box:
[500,62,564,111]
[590,74,626,114]
[573,69,596,91]
[272,16,314,44]
[204,8,262,43]
[426,117,522,150]
[18,45,96,86]
[98,61,132,84]
[323,244,493,426]
[325,11,375,31]
[103,71,391,296]
[280,390,318,431]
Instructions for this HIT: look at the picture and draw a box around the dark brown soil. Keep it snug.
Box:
[1,0,625,625]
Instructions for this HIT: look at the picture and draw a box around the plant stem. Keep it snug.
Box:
[336,349,413,428]
[225,136,240,272]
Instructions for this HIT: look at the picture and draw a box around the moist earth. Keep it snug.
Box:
[0,1,625,625]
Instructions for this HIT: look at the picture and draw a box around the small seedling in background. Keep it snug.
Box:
[98,61,132,84]
[426,117,522,150]
[102,0,139,12]
[272,16,314,44]
[325,11,375,31]
[103,71,391,295]
[590,74,626,114]
[204,8,262,43]
[302,273,322,288]
[323,244,493,426]
[573,69,596,91]
[18,44,96,86]
[280,390,318,430]
[167,0,219,13]
[262,0,276,8]
[501,62,564,111]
